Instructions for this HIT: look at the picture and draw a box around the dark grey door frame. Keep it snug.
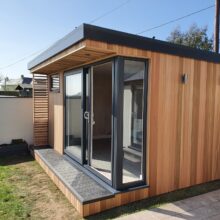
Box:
[83,59,114,186]
[112,57,124,188]
[82,67,89,164]
[113,57,148,190]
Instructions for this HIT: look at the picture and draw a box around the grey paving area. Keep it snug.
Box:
[117,189,220,220]
[35,148,114,204]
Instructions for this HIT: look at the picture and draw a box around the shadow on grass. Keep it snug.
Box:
[86,180,220,220]
[0,154,34,166]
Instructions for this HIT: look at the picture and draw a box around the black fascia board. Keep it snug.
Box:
[28,23,220,70]
[84,23,220,63]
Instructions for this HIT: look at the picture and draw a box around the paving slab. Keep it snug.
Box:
[116,189,220,220]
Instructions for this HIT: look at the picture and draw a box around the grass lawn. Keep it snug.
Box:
[1,153,220,220]
[0,154,82,220]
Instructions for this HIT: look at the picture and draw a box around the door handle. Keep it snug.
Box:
[84,111,95,125]
[84,111,89,120]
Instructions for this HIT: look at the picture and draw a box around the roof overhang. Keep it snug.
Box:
[28,23,220,74]
[29,40,116,74]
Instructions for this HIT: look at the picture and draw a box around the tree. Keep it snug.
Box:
[0,74,3,82]
[1,76,9,91]
[167,24,213,51]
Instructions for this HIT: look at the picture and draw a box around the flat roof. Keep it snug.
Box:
[28,23,220,70]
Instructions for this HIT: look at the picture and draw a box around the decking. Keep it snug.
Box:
[30,146,149,217]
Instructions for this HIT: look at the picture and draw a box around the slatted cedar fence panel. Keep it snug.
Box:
[33,74,49,146]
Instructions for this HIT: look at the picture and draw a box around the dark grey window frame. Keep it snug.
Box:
[113,57,148,190]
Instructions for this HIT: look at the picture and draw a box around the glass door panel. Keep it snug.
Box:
[88,61,113,182]
[64,70,83,162]
[122,59,145,184]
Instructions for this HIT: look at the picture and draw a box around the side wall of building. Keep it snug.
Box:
[148,53,220,196]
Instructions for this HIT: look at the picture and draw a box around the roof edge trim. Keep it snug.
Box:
[28,23,220,70]
[28,24,85,70]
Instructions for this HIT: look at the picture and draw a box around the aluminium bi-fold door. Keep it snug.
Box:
[64,57,148,190]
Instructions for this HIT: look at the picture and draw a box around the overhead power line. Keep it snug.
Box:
[137,4,215,35]
[0,0,131,71]
[0,49,45,71]
[0,3,214,71]
[89,0,130,24]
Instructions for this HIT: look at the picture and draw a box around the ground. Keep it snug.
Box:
[116,189,220,219]
[1,153,220,220]
[0,154,82,220]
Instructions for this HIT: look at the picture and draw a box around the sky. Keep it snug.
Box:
[0,0,215,79]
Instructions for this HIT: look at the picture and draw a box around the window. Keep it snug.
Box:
[64,70,83,162]
[50,74,60,92]
[122,59,145,184]
[114,57,147,190]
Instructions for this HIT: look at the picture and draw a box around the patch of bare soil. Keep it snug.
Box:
[9,156,82,220]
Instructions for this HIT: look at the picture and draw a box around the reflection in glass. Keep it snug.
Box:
[90,62,112,181]
[122,60,145,183]
[65,71,82,161]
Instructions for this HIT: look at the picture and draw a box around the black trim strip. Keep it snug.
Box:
[84,24,220,63]
[28,24,85,69]
[28,23,220,70]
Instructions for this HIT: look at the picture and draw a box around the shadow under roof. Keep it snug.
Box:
[28,23,220,70]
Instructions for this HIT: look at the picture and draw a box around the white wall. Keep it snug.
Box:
[123,85,132,148]
[66,98,81,137]
[0,98,33,145]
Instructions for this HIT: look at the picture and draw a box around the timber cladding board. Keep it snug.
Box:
[82,188,149,216]
[48,72,64,154]
[148,54,220,196]
[34,150,149,217]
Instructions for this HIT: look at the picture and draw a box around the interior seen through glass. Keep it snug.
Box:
[123,60,145,183]
[90,62,112,180]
